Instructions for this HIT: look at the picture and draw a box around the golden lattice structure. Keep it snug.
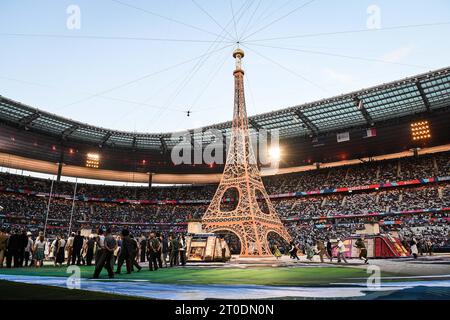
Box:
[202,48,291,257]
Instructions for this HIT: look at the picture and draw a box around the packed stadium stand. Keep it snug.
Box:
[1,150,449,252]
[1,67,450,255]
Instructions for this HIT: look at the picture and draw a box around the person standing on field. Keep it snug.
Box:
[317,239,330,263]
[169,234,179,267]
[147,232,160,271]
[24,232,34,267]
[0,228,8,268]
[93,229,116,279]
[326,238,333,262]
[33,232,46,268]
[335,238,348,264]
[354,236,369,264]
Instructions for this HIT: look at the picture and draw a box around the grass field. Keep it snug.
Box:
[0,265,376,286]
[2,265,449,300]
[0,280,143,300]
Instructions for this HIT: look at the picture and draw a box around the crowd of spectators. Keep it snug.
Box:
[264,151,449,193]
[287,212,450,251]
[1,182,449,248]
[0,151,449,252]
[1,151,449,201]
[273,184,450,219]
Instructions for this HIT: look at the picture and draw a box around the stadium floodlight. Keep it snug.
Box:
[268,146,281,161]
[86,153,100,168]
[411,121,431,141]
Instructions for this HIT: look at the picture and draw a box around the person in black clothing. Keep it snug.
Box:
[147,232,160,271]
[6,229,21,268]
[160,234,169,268]
[326,238,333,262]
[169,234,179,267]
[139,235,147,263]
[288,241,300,260]
[116,229,132,274]
[129,234,142,272]
[156,233,163,268]
[17,230,28,267]
[85,235,95,266]
[72,230,84,266]
[178,235,186,266]
[93,229,116,279]
[116,229,141,274]
[354,236,369,264]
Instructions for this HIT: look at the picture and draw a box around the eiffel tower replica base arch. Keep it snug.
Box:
[201,48,291,257]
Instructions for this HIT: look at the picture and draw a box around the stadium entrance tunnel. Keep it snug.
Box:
[267,231,290,255]
[215,230,242,255]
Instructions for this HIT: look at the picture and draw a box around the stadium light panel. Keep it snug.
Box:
[268,146,281,162]
[86,153,100,168]
[411,121,431,141]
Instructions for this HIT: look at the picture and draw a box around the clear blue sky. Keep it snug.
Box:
[1,0,449,133]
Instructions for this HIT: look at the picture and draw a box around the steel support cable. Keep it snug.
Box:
[107,76,189,127]
[240,0,294,40]
[191,0,235,41]
[242,44,330,93]
[144,43,234,127]
[189,47,234,112]
[230,0,240,41]
[55,44,233,111]
[0,32,234,44]
[248,43,429,69]
[0,75,184,112]
[135,0,252,127]
[186,0,256,113]
[238,0,263,42]
[109,0,234,42]
[163,0,254,116]
[241,0,281,38]
[242,0,317,41]
[246,21,450,42]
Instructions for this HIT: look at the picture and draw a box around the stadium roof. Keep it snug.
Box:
[1,66,450,151]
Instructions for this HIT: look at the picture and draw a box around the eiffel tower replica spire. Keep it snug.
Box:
[202,48,291,257]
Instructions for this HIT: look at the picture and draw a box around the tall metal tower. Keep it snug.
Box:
[202,48,291,257]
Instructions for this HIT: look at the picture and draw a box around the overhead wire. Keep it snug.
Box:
[54,44,233,111]
[246,21,450,42]
[247,43,429,69]
[229,0,240,41]
[191,0,235,41]
[242,44,330,93]
[189,47,234,112]
[0,32,234,44]
[145,0,254,129]
[242,0,317,41]
[107,75,191,128]
[238,0,263,41]
[240,0,280,38]
[0,75,188,113]
[179,0,255,114]
[148,44,233,125]
[109,0,234,42]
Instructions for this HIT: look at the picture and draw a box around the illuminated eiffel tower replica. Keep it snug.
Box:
[202,48,291,257]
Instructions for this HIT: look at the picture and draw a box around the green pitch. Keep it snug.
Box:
[0,280,142,300]
[0,265,375,286]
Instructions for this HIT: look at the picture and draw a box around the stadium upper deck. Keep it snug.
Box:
[0,67,450,179]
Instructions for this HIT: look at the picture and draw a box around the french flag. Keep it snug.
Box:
[364,128,377,138]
